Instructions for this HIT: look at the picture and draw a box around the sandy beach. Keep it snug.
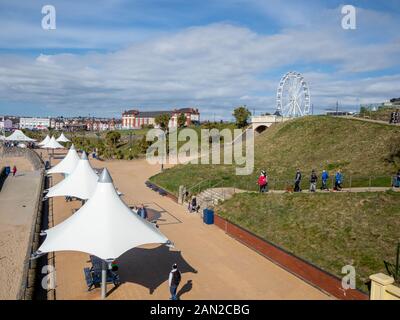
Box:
[46,153,331,300]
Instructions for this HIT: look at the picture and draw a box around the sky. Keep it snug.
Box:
[0,0,399,120]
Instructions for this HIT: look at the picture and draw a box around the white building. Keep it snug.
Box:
[0,117,13,131]
[122,108,200,129]
[19,117,50,130]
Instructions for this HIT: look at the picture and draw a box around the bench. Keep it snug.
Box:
[83,267,121,291]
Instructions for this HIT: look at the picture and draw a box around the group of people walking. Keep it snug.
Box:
[258,169,344,193]
[294,168,343,192]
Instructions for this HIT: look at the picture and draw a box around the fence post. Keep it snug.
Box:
[369,273,395,300]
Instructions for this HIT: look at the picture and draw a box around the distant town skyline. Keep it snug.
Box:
[0,1,399,120]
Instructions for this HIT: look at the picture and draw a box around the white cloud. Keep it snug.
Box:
[0,19,399,118]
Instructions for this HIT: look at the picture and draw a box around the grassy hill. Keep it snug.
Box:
[358,106,399,122]
[216,191,400,292]
[150,116,400,194]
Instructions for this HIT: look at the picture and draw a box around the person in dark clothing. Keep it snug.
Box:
[309,170,318,192]
[168,264,181,300]
[294,169,302,192]
[390,112,396,124]
[188,197,198,213]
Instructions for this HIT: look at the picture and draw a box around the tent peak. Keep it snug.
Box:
[70,144,75,150]
[99,168,113,184]
[81,151,88,160]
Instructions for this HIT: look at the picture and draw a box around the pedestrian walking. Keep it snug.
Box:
[321,170,329,190]
[390,112,396,124]
[168,263,181,300]
[394,169,400,188]
[294,169,302,192]
[334,170,343,191]
[12,165,17,177]
[258,170,268,193]
[309,170,318,192]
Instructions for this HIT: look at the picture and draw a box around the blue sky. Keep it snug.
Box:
[0,0,399,120]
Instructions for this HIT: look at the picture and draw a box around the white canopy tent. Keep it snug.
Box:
[0,135,5,141]
[38,135,51,146]
[36,168,170,298]
[56,132,71,143]
[45,151,98,200]
[5,130,36,142]
[47,144,80,175]
[41,136,65,149]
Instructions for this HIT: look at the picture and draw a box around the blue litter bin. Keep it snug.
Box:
[5,166,10,176]
[203,209,214,225]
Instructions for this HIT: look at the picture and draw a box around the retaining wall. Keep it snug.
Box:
[0,146,44,170]
[147,180,369,300]
[214,215,368,300]
[0,166,7,191]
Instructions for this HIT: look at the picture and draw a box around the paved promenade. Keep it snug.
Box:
[48,154,331,300]
[0,168,42,299]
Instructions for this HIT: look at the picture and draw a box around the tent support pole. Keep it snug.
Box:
[101,260,107,299]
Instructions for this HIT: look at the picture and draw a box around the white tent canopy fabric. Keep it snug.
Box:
[45,151,98,200]
[41,136,65,149]
[5,130,36,142]
[0,135,5,141]
[38,135,51,146]
[38,168,169,260]
[56,132,71,143]
[47,144,80,175]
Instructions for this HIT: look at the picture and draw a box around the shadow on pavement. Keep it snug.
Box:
[117,244,198,295]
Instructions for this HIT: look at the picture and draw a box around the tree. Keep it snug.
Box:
[177,113,186,128]
[105,131,121,148]
[155,113,171,131]
[233,106,251,128]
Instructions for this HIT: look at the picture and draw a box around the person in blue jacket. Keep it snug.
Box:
[321,170,329,190]
[334,170,343,191]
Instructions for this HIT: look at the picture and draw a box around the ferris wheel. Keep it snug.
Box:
[276,72,311,117]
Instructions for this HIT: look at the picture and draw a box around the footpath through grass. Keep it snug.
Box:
[216,191,400,292]
[150,116,400,195]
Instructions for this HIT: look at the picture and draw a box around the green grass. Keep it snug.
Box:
[358,107,399,122]
[216,191,400,292]
[150,116,400,195]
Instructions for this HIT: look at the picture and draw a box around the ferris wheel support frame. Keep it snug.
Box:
[276,71,311,118]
